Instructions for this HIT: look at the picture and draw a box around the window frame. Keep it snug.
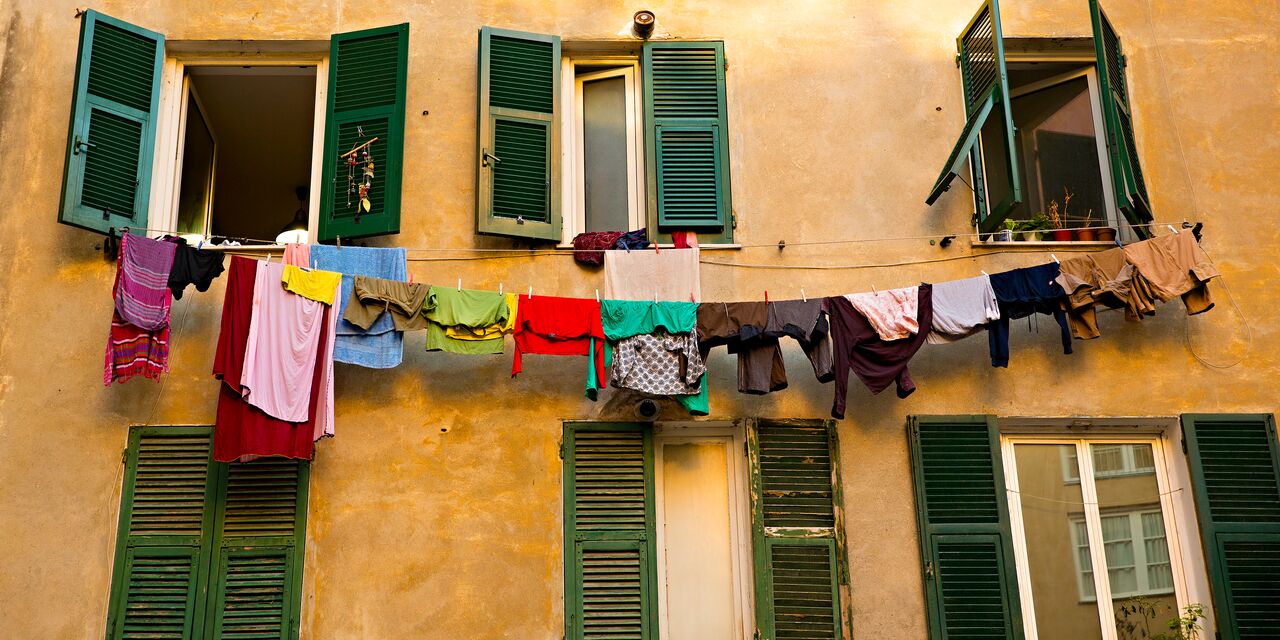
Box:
[1068,508,1176,601]
[147,47,330,247]
[1001,430,1194,640]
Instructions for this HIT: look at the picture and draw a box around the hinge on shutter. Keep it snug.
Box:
[731,209,738,229]
[925,560,935,580]
[1180,423,1188,454]
[558,440,565,460]
[723,59,729,71]
[955,52,961,68]
[121,448,128,465]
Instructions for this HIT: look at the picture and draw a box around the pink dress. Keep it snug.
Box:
[240,261,329,423]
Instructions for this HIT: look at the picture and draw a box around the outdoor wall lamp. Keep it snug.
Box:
[633,10,656,38]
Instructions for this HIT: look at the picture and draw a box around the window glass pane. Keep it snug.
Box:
[582,75,631,233]
[1093,445,1124,475]
[1091,444,1177,626]
[660,441,736,638]
[1014,444,1103,640]
[1132,444,1155,471]
[177,91,215,235]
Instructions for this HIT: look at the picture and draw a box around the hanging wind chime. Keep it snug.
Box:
[343,127,378,224]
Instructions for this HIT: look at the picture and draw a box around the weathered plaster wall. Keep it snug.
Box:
[0,1,1276,638]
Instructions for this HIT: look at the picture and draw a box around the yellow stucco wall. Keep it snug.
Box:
[0,1,1276,638]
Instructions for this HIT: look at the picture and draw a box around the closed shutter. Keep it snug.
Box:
[562,424,657,640]
[1182,414,1280,640]
[748,420,849,640]
[925,0,1022,234]
[106,427,218,639]
[206,458,310,639]
[908,416,1022,640]
[318,24,409,242]
[476,27,561,241]
[59,10,164,236]
[1090,1,1154,232]
[643,42,733,243]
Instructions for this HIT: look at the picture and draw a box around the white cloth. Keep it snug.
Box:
[603,247,701,302]
[927,275,1000,344]
[845,286,920,340]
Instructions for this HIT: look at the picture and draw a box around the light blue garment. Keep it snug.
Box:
[310,245,407,368]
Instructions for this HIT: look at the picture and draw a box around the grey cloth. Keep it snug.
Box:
[730,299,834,394]
[610,330,706,396]
[927,275,1000,344]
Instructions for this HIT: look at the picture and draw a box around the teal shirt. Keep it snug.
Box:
[598,300,708,415]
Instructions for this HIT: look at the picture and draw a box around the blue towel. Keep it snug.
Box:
[310,245,407,368]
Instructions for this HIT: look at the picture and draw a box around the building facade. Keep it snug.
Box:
[1,0,1278,638]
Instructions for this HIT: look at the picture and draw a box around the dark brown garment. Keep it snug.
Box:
[826,284,933,419]
[699,300,834,395]
[342,276,430,331]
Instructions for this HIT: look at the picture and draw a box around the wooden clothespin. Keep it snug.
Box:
[801,288,807,302]
[528,286,533,300]
[595,289,600,302]
[336,236,342,249]
[499,283,504,295]
[457,278,462,292]
[981,270,989,276]
[1050,253,1060,263]
[1167,225,1178,234]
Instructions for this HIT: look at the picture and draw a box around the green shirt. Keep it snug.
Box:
[598,300,708,416]
[424,286,511,355]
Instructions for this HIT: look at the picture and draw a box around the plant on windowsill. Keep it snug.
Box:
[1115,597,1205,640]
[996,217,1018,242]
[1020,212,1052,241]
[1077,210,1099,242]
[1047,198,1072,241]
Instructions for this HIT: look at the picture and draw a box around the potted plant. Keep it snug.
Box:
[1077,210,1098,241]
[1027,212,1052,241]
[996,217,1017,242]
[1047,200,1072,241]
[1097,225,1117,242]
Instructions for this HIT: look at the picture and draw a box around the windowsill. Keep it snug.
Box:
[555,243,742,251]
[973,240,1116,249]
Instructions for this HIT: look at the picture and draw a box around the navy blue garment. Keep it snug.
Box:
[987,262,1072,368]
[614,228,650,251]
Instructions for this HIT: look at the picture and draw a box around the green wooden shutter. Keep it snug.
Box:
[476,27,561,241]
[562,423,657,640]
[206,458,310,639]
[643,41,733,244]
[925,0,1022,234]
[59,10,164,236]
[748,420,850,640]
[1090,0,1153,232]
[105,427,217,640]
[908,416,1022,640]
[318,23,409,242]
[1182,414,1280,640]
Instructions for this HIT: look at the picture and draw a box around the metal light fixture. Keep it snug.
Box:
[633,10,656,38]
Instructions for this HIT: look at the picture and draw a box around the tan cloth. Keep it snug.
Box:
[604,248,701,302]
[342,277,430,331]
[1123,230,1220,316]
[1055,248,1144,339]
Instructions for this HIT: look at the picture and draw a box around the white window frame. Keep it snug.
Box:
[1001,427,1208,640]
[652,422,755,640]
[559,57,646,245]
[148,47,329,248]
[1068,508,1176,601]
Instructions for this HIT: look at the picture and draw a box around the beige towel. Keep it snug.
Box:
[603,248,701,302]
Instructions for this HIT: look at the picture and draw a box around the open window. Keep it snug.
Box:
[477,28,733,245]
[926,0,1153,240]
[58,11,408,245]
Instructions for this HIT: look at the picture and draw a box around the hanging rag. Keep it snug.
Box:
[342,276,431,331]
[1055,249,1142,340]
[310,245,407,368]
[104,312,170,385]
[281,265,344,305]
[826,284,934,419]
[601,300,707,414]
[572,231,624,266]
[511,295,607,398]
[927,275,1001,344]
[1122,229,1220,316]
[114,233,176,331]
[424,287,514,355]
[240,261,332,423]
[987,263,1072,368]
[212,257,326,462]
[163,236,225,300]
[604,247,701,301]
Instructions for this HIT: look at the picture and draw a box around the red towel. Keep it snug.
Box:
[511,295,606,395]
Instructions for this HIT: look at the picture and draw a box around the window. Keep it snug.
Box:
[477,28,733,245]
[59,11,408,245]
[105,426,309,639]
[925,0,1153,239]
[1006,438,1183,639]
[561,420,846,640]
[1062,443,1155,482]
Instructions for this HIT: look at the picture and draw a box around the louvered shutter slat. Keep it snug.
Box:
[318,24,409,242]
[909,416,1021,640]
[59,11,163,236]
[1182,414,1280,640]
[1090,1,1154,229]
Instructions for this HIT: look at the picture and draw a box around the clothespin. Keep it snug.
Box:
[764,290,769,304]
[595,289,600,302]
[336,236,342,249]
[1166,225,1178,234]
[457,278,462,292]
[653,290,658,303]
[266,253,272,264]
[801,288,807,302]
[408,272,414,285]
[1050,253,1060,263]
[528,286,533,300]
[499,283,504,295]
[981,270,989,276]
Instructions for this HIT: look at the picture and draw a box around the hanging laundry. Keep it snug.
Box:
[212,257,327,462]
[604,247,701,301]
[1055,249,1143,340]
[845,286,920,341]
[826,284,934,419]
[927,275,1000,344]
[281,265,344,305]
[445,293,518,341]
[113,233,176,331]
[240,261,335,423]
[104,233,177,385]
[705,300,835,395]
[601,300,707,414]
[283,243,310,268]
[424,287,513,354]
[163,236,225,300]
[572,231,624,266]
[614,229,651,251]
[671,231,699,249]
[1122,229,1220,316]
[311,245,407,368]
[512,295,606,397]
[343,276,431,331]
[987,263,1072,368]
[696,301,768,392]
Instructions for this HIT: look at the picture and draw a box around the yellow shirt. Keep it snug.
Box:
[281,264,343,305]
[444,293,518,340]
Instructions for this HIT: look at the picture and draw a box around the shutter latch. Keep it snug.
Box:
[482,149,501,167]
[73,136,96,155]
[925,560,935,580]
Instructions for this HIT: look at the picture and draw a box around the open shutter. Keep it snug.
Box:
[105,427,217,640]
[908,416,1022,640]
[643,42,733,243]
[749,420,849,640]
[1090,0,1153,232]
[58,10,164,236]
[925,0,1022,234]
[1182,414,1280,640]
[476,27,561,241]
[562,424,657,640]
[318,24,409,242]
[206,458,310,639]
